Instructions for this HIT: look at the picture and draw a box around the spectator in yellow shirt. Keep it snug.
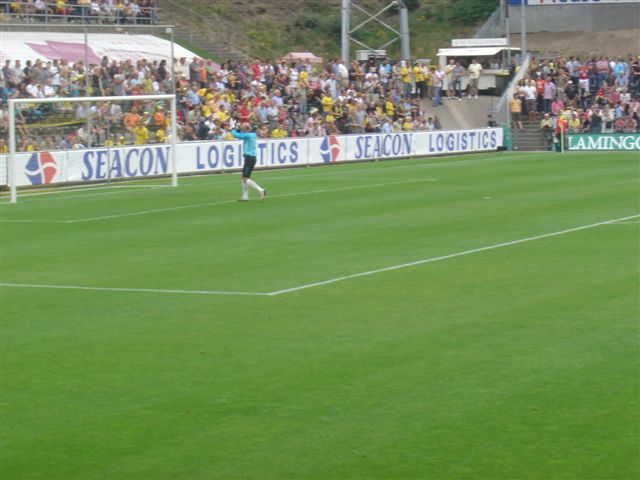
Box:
[509,94,524,130]
[385,98,395,119]
[298,69,309,90]
[321,92,334,116]
[568,114,581,133]
[413,62,425,98]
[132,122,149,145]
[271,124,287,138]
[215,105,230,123]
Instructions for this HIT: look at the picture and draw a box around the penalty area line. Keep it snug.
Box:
[0,283,269,296]
[4,214,637,298]
[266,213,640,296]
[63,177,438,223]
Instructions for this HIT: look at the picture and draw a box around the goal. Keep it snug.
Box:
[6,93,177,203]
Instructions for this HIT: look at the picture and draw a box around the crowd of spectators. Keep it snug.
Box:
[1,55,454,152]
[508,55,640,149]
[2,49,639,154]
[1,0,158,24]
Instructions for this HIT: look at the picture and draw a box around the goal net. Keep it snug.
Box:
[5,93,177,203]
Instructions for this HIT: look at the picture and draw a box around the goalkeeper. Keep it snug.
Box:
[231,123,267,202]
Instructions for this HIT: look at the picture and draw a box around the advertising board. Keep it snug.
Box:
[567,134,640,151]
[1,128,504,188]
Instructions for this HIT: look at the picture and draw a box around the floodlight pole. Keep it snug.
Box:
[397,1,410,61]
[521,0,527,59]
[342,0,350,64]
[504,0,511,67]
[341,0,411,63]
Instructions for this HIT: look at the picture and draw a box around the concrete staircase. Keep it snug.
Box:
[512,118,550,151]
[170,25,246,62]
[420,94,501,130]
[162,0,280,62]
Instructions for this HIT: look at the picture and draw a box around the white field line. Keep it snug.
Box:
[0,182,170,199]
[0,188,158,205]
[2,214,638,297]
[0,150,622,203]
[0,152,542,203]
[266,213,640,296]
[0,185,174,206]
[63,178,436,223]
[0,177,435,224]
[0,283,268,296]
[0,219,69,224]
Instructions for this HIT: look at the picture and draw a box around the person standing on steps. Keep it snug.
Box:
[467,59,483,99]
[453,61,465,100]
[509,93,524,131]
[231,123,267,202]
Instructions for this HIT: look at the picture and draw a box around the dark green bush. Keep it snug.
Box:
[448,0,499,25]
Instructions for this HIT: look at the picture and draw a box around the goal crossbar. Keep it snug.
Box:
[7,93,178,204]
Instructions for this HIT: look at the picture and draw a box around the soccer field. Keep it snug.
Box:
[1,151,638,479]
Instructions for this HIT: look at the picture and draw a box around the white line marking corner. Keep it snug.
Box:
[0,283,269,297]
[267,213,640,295]
[2,214,637,298]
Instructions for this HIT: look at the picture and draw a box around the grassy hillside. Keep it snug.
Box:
[170,0,498,60]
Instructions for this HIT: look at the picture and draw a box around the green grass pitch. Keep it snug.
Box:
[1,151,638,479]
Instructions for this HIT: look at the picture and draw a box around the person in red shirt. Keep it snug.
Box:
[535,77,546,114]
[250,60,261,82]
[607,89,620,106]
[236,100,251,125]
[577,63,591,92]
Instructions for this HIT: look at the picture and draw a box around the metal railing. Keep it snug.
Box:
[474,7,503,39]
[492,53,531,125]
[0,0,159,25]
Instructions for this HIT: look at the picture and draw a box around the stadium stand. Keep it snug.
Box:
[509,55,640,151]
[0,0,158,25]
[1,53,460,152]
[1,1,638,153]
[3,50,639,153]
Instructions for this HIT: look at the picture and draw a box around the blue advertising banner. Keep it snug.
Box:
[1,128,504,187]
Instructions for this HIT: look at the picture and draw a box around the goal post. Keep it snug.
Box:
[7,93,178,204]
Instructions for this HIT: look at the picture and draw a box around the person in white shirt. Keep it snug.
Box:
[523,81,537,121]
[43,79,56,97]
[109,103,123,125]
[25,82,39,98]
[288,67,299,93]
[467,59,483,99]
[380,118,393,134]
[337,60,349,89]
[13,60,24,85]
[444,59,456,99]
[432,68,444,107]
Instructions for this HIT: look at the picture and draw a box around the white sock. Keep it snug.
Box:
[241,181,249,199]
[246,179,263,193]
